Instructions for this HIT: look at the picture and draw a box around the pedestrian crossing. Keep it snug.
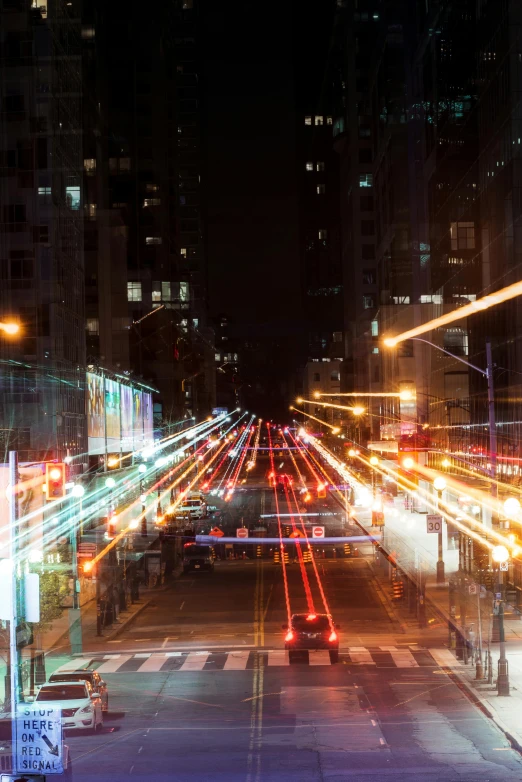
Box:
[53,645,442,675]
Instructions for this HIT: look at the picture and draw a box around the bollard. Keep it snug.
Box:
[475,656,484,680]
[487,650,493,685]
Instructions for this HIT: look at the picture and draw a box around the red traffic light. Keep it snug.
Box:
[45,462,66,501]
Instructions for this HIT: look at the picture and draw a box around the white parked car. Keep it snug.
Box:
[35,680,103,733]
[177,498,207,519]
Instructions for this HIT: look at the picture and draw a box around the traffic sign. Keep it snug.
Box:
[15,704,63,775]
[312,526,325,538]
[468,583,477,595]
[500,561,509,571]
[236,527,249,538]
[426,515,442,534]
[288,530,304,538]
[209,526,224,538]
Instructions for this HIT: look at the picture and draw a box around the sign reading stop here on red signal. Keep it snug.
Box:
[312,526,325,538]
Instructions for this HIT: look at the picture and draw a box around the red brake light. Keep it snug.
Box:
[285,630,294,642]
[306,614,317,621]
[329,630,338,642]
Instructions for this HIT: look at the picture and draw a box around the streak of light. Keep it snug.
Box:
[290,406,341,433]
[383,279,522,347]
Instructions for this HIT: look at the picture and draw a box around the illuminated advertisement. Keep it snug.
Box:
[86,371,154,456]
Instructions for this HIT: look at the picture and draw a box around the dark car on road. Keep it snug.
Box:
[49,668,109,713]
[283,613,340,655]
[183,543,215,573]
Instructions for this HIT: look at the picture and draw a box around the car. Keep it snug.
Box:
[283,613,340,655]
[182,542,215,573]
[49,669,109,713]
[35,680,103,733]
[177,498,208,519]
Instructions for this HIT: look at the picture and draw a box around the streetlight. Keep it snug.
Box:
[433,476,447,584]
[385,335,497,498]
[492,544,510,696]
[503,497,520,519]
[0,321,20,335]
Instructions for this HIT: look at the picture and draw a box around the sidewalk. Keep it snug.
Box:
[371,555,522,753]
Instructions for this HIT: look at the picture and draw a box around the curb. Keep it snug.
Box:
[443,661,522,755]
[104,598,153,640]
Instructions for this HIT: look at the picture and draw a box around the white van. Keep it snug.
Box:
[177,497,207,519]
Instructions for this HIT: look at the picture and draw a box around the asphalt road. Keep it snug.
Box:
[55,466,522,781]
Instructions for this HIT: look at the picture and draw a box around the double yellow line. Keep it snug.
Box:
[247,555,265,781]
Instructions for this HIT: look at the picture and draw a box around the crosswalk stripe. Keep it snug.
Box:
[348,647,375,665]
[97,655,132,673]
[136,655,167,673]
[268,650,289,666]
[179,652,210,671]
[55,658,92,673]
[379,646,418,667]
[430,648,459,668]
[308,650,331,666]
[223,651,250,670]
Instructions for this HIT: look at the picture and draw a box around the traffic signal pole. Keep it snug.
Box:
[8,450,20,711]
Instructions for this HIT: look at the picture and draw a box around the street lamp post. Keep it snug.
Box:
[492,544,510,696]
[370,455,379,498]
[387,336,497,498]
[433,476,446,584]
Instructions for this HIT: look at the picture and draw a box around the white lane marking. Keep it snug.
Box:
[161,637,170,649]
[166,652,183,657]
[308,651,332,666]
[180,601,185,610]
[137,655,167,673]
[348,647,375,665]
[104,654,121,659]
[179,652,210,671]
[134,653,152,659]
[223,651,250,670]
[380,646,419,667]
[96,655,132,673]
[430,648,461,668]
[268,651,289,666]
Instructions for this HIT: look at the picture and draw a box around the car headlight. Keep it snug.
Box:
[80,703,93,713]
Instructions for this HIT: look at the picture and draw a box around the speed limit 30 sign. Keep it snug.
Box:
[426,515,442,534]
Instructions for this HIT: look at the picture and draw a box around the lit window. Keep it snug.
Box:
[317,161,325,172]
[86,318,99,335]
[420,294,443,304]
[180,248,187,257]
[152,283,161,302]
[146,184,159,192]
[179,282,189,302]
[85,203,96,219]
[127,281,142,302]
[331,371,340,381]
[326,116,333,125]
[305,116,312,125]
[38,186,51,204]
[119,158,131,171]
[143,198,161,207]
[180,318,188,331]
[81,25,95,39]
[215,353,221,361]
[315,116,323,126]
[359,174,373,188]
[372,347,379,354]
[306,162,314,171]
[443,327,468,356]
[65,185,80,210]
[317,184,325,195]
[363,295,374,309]
[84,158,96,174]
[193,318,199,328]
[371,320,378,337]
[145,237,162,245]
[318,229,327,241]
[450,221,475,250]
[161,282,171,301]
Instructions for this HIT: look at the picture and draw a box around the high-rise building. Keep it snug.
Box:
[0,0,86,462]
[81,0,214,428]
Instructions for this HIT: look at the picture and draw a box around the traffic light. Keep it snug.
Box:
[45,462,66,501]
[392,580,404,601]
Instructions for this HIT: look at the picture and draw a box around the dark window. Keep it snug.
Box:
[360,195,374,211]
[313,372,320,382]
[361,244,375,260]
[361,220,375,236]
[362,269,376,285]
[358,149,372,164]
[4,204,26,223]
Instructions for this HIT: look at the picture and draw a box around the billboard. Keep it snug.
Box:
[86,372,153,456]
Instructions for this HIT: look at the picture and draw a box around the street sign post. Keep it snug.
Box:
[15,704,63,775]
[312,526,325,538]
[426,515,442,534]
[209,526,224,538]
[236,528,248,538]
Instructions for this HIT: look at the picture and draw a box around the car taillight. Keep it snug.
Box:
[329,630,338,642]
[285,630,294,642]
